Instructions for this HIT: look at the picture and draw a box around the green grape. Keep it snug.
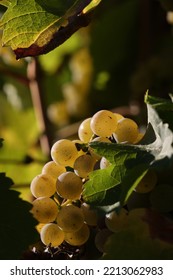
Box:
[105,208,128,232]
[150,184,173,212]
[114,112,124,121]
[30,174,56,198]
[74,154,96,178]
[42,161,66,179]
[31,197,58,223]
[135,170,157,193]
[40,223,65,247]
[56,171,83,200]
[81,203,98,226]
[100,157,111,169]
[78,117,93,142]
[56,204,84,232]
[94,228,112,253]
[134,132,144,144]
[90,110,118,137]
[51,139,78,167]
[64,223,90,246]
[113,118,139,143]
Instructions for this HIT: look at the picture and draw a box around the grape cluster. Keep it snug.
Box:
[30,109,157,255]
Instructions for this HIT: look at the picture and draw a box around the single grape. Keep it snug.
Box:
[105,208,128,232]
[40,223,65,247]
[73,154,96,178]
[30,174,56,198]
[51,139,78,167]
[114,112,124,121]
[64,223,90,246]
[135,170,157,193]
[81,203,98,226]
[100,157,111,169]
[150,184,173,212]
[95,228,112,253]
[35,223,45,233]
[113,118,139,143]
[78,117,93,142]
[56,204,84,232]
[56,171,83,200]
[31,197,58,223]
[42,161,66,179]
[90,110,118,137]
[134,132,144,144]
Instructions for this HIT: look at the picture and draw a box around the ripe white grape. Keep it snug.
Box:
[56,204,84,232]
[114,112,124,121]
[135,170,157,193]
[56,171,83,200]
[78,117,93,142]
[51,139,78,167]
[30,174,56,198]
[40,223,65,247]
[105,208,128,232]
[90,110,118,137]
[64,223,90,246]
[81,203,98,226]
[113,118,139,143]
[42,161,66,179]
[74,154,96,178]
[100,157,111,169]
[72,139,86,157]
[31,197,58,223]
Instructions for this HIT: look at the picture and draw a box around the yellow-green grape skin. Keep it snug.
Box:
[64,223,90,246]
[30,174,56,198]
[81,203,98,226]
[31,197,58,223]
[134,132,144,144]
[114,112,124,121]
[40,223,65,247]
[42,161,66,180]
[90,110,118,137]
[51,139,78,167]
[100,157,111,169]
[113,118,139,144]
[56,171,83,200]
[56,204,84,232]
[73,154,96,179]
[78,117,93,142]
[105,208,128,232]
[135,170,157,193]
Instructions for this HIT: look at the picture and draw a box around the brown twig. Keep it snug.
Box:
[27,58,53,157]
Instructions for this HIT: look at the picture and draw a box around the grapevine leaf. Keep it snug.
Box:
[0,0,11,7]
[0,173,39,259]
[0,0,101,58]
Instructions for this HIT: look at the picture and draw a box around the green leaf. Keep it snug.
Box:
[0,0,11,7]
[0,0,100,58]
[0,172,39,259]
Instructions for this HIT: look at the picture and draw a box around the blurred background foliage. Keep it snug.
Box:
[0,0,173,201]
